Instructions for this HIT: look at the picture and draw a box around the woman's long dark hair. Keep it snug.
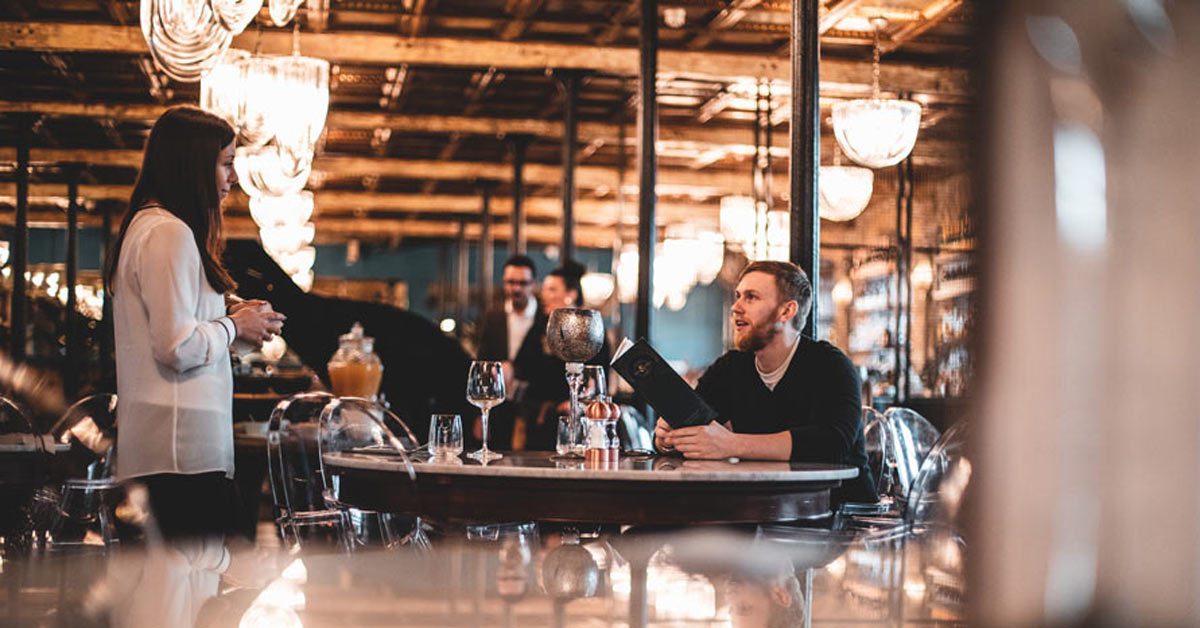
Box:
[548,260,586,306]
[105,106,237,294]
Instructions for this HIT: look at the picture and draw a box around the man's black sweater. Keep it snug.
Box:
[695,338,877,504]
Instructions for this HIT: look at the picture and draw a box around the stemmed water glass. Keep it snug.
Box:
[466,360,506,462]
[578,365,607,406]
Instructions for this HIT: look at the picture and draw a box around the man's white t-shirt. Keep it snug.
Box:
[755,335,801,391]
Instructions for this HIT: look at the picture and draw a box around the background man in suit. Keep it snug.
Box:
[476,255,540,448]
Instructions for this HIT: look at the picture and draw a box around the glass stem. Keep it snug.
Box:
[481,409,490,453]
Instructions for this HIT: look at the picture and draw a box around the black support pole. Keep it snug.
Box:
[557,71,582,264]
[11,115,32,362]
[903,155,915,401]
[456,218,469,337]
[507,134,532,256]
[789,0,820,338]
[478,180,496,315]
[65,165,83,399]
[99,199,116,387]
[894,160,907,398]
[635,0,658,349]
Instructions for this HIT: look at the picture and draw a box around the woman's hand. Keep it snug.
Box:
[229,305,286,347]
[228,298,269,315]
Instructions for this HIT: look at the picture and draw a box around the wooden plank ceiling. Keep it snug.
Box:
[0,0,972,247]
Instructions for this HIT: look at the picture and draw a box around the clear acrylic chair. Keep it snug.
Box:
[881,407,941,508]
[837,408,902,526]
[0,396,32,434]
[316,396,429,551]
[46,394,123,551]
[265,392,354,552]
[905,421,970,616]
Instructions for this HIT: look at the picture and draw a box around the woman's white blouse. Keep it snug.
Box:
[114,208,238,480]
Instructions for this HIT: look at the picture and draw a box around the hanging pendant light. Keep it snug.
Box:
[820,147,875,222]
[832,19,922,169]
[720,195,756,251]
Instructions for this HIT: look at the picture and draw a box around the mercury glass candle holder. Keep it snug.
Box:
[546,308,605,449]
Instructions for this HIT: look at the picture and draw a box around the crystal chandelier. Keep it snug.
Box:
[614,227,725,312]
[139,0,262,82]
[202,49,330,198]
[250,191,317,292]
[719,196,756,250]
[832,19,922,169]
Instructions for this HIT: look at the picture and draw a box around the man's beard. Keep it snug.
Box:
[734,316,780,352]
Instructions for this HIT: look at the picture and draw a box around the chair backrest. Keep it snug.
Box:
[905,421,970,528]
[861,407,891,496]
[266,392,336,518]
[882,407,941,504]
[50,394,119,480]
[0,395,33,435]
[316,397,418,496]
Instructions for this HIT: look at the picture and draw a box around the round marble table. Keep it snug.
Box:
[322,451,858,525]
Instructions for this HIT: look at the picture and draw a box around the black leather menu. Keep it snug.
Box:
[611,338,719,429]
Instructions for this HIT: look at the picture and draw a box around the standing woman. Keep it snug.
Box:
[106,106,284,540]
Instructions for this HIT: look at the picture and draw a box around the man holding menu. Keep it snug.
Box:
[654,260,876,503]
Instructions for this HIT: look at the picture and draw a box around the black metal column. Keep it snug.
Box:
[507,134,532,256]
[10,115,32,361]
[902,156,915,401]
[64,165,82,398]
[789,0,820,338]
[456,218,469,337]
[635,0,658,347]
[557,71,582,264]
[478,180,496,314]
[99,199,116,386]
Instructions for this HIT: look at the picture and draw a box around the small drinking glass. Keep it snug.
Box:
[556,415,585,458]
[429,414,464,458]
[467,361,506,462]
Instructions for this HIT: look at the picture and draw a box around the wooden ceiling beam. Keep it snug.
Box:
[686,0,764,51]
[878,0,965,54]
[0,208,619,247]
[0,184,717,227]
[0,100,968,166]
[0,22,969,96]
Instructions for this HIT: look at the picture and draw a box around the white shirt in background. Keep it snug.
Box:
[755,335,801,391]
[505,297,537,361]
[113,207,237,480]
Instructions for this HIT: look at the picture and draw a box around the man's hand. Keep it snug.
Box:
[654,418,675,453]
[671,421,741,460]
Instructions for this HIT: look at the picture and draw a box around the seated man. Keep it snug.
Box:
[654,260,876,504]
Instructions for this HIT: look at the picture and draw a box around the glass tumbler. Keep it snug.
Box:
[429,414,464,458]
[556,415,585,457]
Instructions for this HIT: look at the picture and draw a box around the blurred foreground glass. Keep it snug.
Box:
[466,361,505,462]
[428,414,463,458]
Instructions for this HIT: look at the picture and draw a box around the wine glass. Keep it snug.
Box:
[466,360,506,462]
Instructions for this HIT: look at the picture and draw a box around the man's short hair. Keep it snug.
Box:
[738,260,812,330]
[503,254,537,278]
